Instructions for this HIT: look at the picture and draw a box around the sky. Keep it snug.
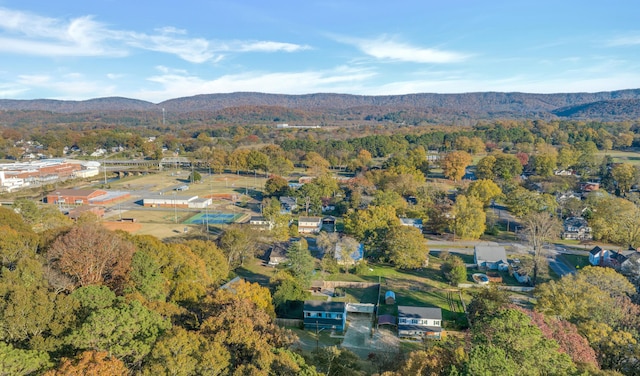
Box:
[1,0,640,103]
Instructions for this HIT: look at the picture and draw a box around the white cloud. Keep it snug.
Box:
[131,66,375,102]
[124,31,217,63]
[0,7,310,63]
[15,73,118,99]
[606,33,640,46]
[342,35,468,63]
[237,41,311,52]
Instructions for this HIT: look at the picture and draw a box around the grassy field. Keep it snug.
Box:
[598,150,640,166]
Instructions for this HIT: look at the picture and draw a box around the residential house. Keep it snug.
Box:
[266,242,289,266]
[298,216,322,234]
[280,196,297,214]
[561,217,592,240]
[249,216,274,231]
[474,245,509,270]
[303,301,347,332]
[397,306,443,339]
[587,246,635,267]
[400,217,423,230]
[589,246,612,266]
[621,252,640,277]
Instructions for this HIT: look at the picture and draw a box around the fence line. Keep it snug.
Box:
[275,318,303,327]
[322,281,380,289]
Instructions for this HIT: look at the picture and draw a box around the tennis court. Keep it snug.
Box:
[184,212,244,225]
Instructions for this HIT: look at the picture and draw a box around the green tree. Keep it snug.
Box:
[189,170,201,183]
[68,299,171,366]
[470,309,576,375]
[344,205,400,258]
[465,345,517,376]
[264,175,290,197]
[0,342,51,376]
[504,187,557,217]
[493,153,523,180]
[475,155,496,180]
[441,256,467,285]
[384,226,428,269]
[285,242,315,288]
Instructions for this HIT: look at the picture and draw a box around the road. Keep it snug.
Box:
[428,238,580,277]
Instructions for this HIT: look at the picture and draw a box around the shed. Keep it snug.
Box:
[385,291,396,305]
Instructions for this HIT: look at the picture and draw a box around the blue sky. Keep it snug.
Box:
[1,1,640,103]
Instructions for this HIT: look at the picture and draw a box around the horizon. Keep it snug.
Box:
[1,1,640,102]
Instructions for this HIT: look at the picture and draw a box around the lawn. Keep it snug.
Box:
[560,253,590,270]
[332,286,380,304]
[598,150,640,166]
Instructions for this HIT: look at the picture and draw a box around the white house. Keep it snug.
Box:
[474,245,509,270]
[249,216,274,231]
[397,306,443,339]
[298,216,322,234]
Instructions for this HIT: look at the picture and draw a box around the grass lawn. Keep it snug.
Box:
[332,286,380,304]
[560,253,590,270]
[598,150,640,166]
[234,257,278,286]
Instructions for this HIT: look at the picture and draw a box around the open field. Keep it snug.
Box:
[598,149,640,166]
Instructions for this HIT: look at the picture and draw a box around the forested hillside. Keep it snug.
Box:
[2,89,640,127]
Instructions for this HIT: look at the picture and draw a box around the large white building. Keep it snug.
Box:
[143,195,212,209]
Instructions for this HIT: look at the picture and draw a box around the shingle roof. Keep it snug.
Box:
[398,306,442,320]
[303,301,346,312]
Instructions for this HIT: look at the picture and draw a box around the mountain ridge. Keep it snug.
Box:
[1,90,640,121]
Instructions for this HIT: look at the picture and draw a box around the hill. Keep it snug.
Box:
[2,90,640,124]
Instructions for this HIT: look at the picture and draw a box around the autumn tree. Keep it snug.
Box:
[47,224,135,289]
[198,291,296,374]
[611,162,638,196]
[304,152,330,176]
[217,225,257,268]
[44,351,127,376]
[440,151,472,182]
[519,211,561,286]
[466,179,502,207]
[451,195,485,240]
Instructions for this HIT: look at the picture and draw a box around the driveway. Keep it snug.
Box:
[342,314,399,357]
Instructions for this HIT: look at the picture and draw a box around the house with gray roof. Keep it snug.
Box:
[474,245,508,270]
[397,306,443,339]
